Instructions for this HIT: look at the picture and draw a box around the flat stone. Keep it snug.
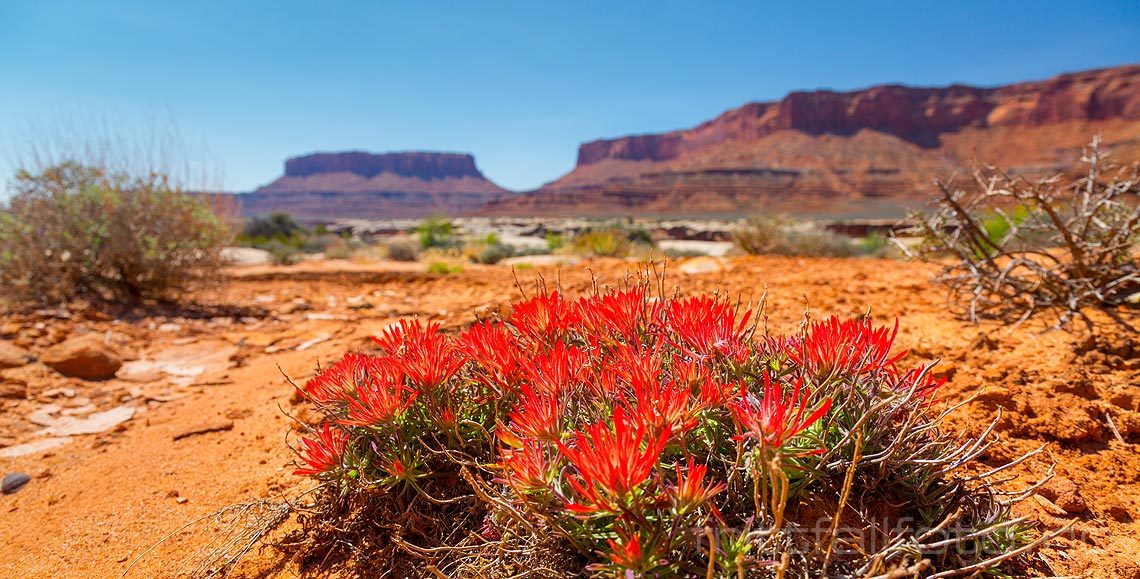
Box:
[0,437,72,458]
[221,246,274,266]
[677,256,730,275]
[119,340,238,387]
[37,405,135,436]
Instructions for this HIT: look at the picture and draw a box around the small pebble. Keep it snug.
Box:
[2,472,31,494]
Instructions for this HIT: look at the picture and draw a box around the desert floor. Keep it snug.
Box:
[0,256,1137,578]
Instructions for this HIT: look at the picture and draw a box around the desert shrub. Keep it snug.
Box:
[470,243,512,265]
[271,286,1051,577]
[426,261,462,274]
[241,212,306,243]
[386,239,420,262]
[463,234,515,265]
[912,137,1140,327]
[731,216,783,254]
[260,240,302,265]
[0,161,231,304]
[319,237,351,260]
[571,228,635,257]
[545,231,566,251]
[417,216,455,249]
[732,217,880,258]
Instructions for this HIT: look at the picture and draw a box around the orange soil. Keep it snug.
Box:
[0,257,1136,578]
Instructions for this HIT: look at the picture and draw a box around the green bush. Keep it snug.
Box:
[261,239,302,265]
[241,212,306,243]
[426,261,462,274]
[545,231,566,251]
[0,161,232,304]
[417,216,455,249]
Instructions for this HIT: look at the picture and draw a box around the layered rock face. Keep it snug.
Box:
[240,152,510,220]
[487,64,1140,217]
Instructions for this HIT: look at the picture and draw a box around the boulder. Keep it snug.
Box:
[220,247,275,266]
[0,341,33,369]
[41,334,122,380]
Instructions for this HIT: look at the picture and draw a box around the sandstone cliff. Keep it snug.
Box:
[486,64,1140,217]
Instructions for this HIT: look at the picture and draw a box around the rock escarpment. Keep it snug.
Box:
[486,64,1140,217]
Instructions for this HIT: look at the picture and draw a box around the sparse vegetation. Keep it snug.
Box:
[0,161,231,304]
[545,231,566,251]
[417,216,456,249]
[427,261,463,274]
[240,212,306,243]
[259,239,303,266]
[732,216,887,258]
[463,233,515,265]
[386,239,420,262]
[570,227,639,257]
[912,137,1140,327]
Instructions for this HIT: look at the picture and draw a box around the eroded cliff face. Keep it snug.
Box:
[487,64,1140,217]
[242,152,511,220]
[576,65,1140,165]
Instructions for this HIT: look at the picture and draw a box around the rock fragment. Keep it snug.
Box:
[41,334,122,380]
[1,472,31,494]
[1039,476,1088,514]
[0,341,34,369]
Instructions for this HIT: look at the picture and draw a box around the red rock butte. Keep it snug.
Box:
[239,151,512,221]
[236,64,1140,220]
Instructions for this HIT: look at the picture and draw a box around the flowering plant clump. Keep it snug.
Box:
[287,285,1042,577]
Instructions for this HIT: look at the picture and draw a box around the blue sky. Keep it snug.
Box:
[1,1,1138,193]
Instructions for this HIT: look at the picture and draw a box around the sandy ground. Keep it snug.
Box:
[0,256,1137,578]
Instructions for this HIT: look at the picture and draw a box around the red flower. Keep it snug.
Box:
[372,320,466,392]
[577,287,662,342]
[506,383,563,442]
[458,321,522,390]
[522,341,589,395]
[600,528,668,573]
[605,530,645,570]
[730,374,831,451]
[294,422,351,476]
[671,359,737,409]
[665,296,752,363]
[510,291,580,343]
[557,406,670,514]
[789,317,905,378]
[613,345,697,435]
[498,439,557,493]
[302,353,374,406]
[670,460,726,516]
[339,358,416,427]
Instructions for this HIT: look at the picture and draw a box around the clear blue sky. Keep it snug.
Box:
[2,1,1138,193]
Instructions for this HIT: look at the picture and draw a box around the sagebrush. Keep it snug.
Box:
[0,161,231,304]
